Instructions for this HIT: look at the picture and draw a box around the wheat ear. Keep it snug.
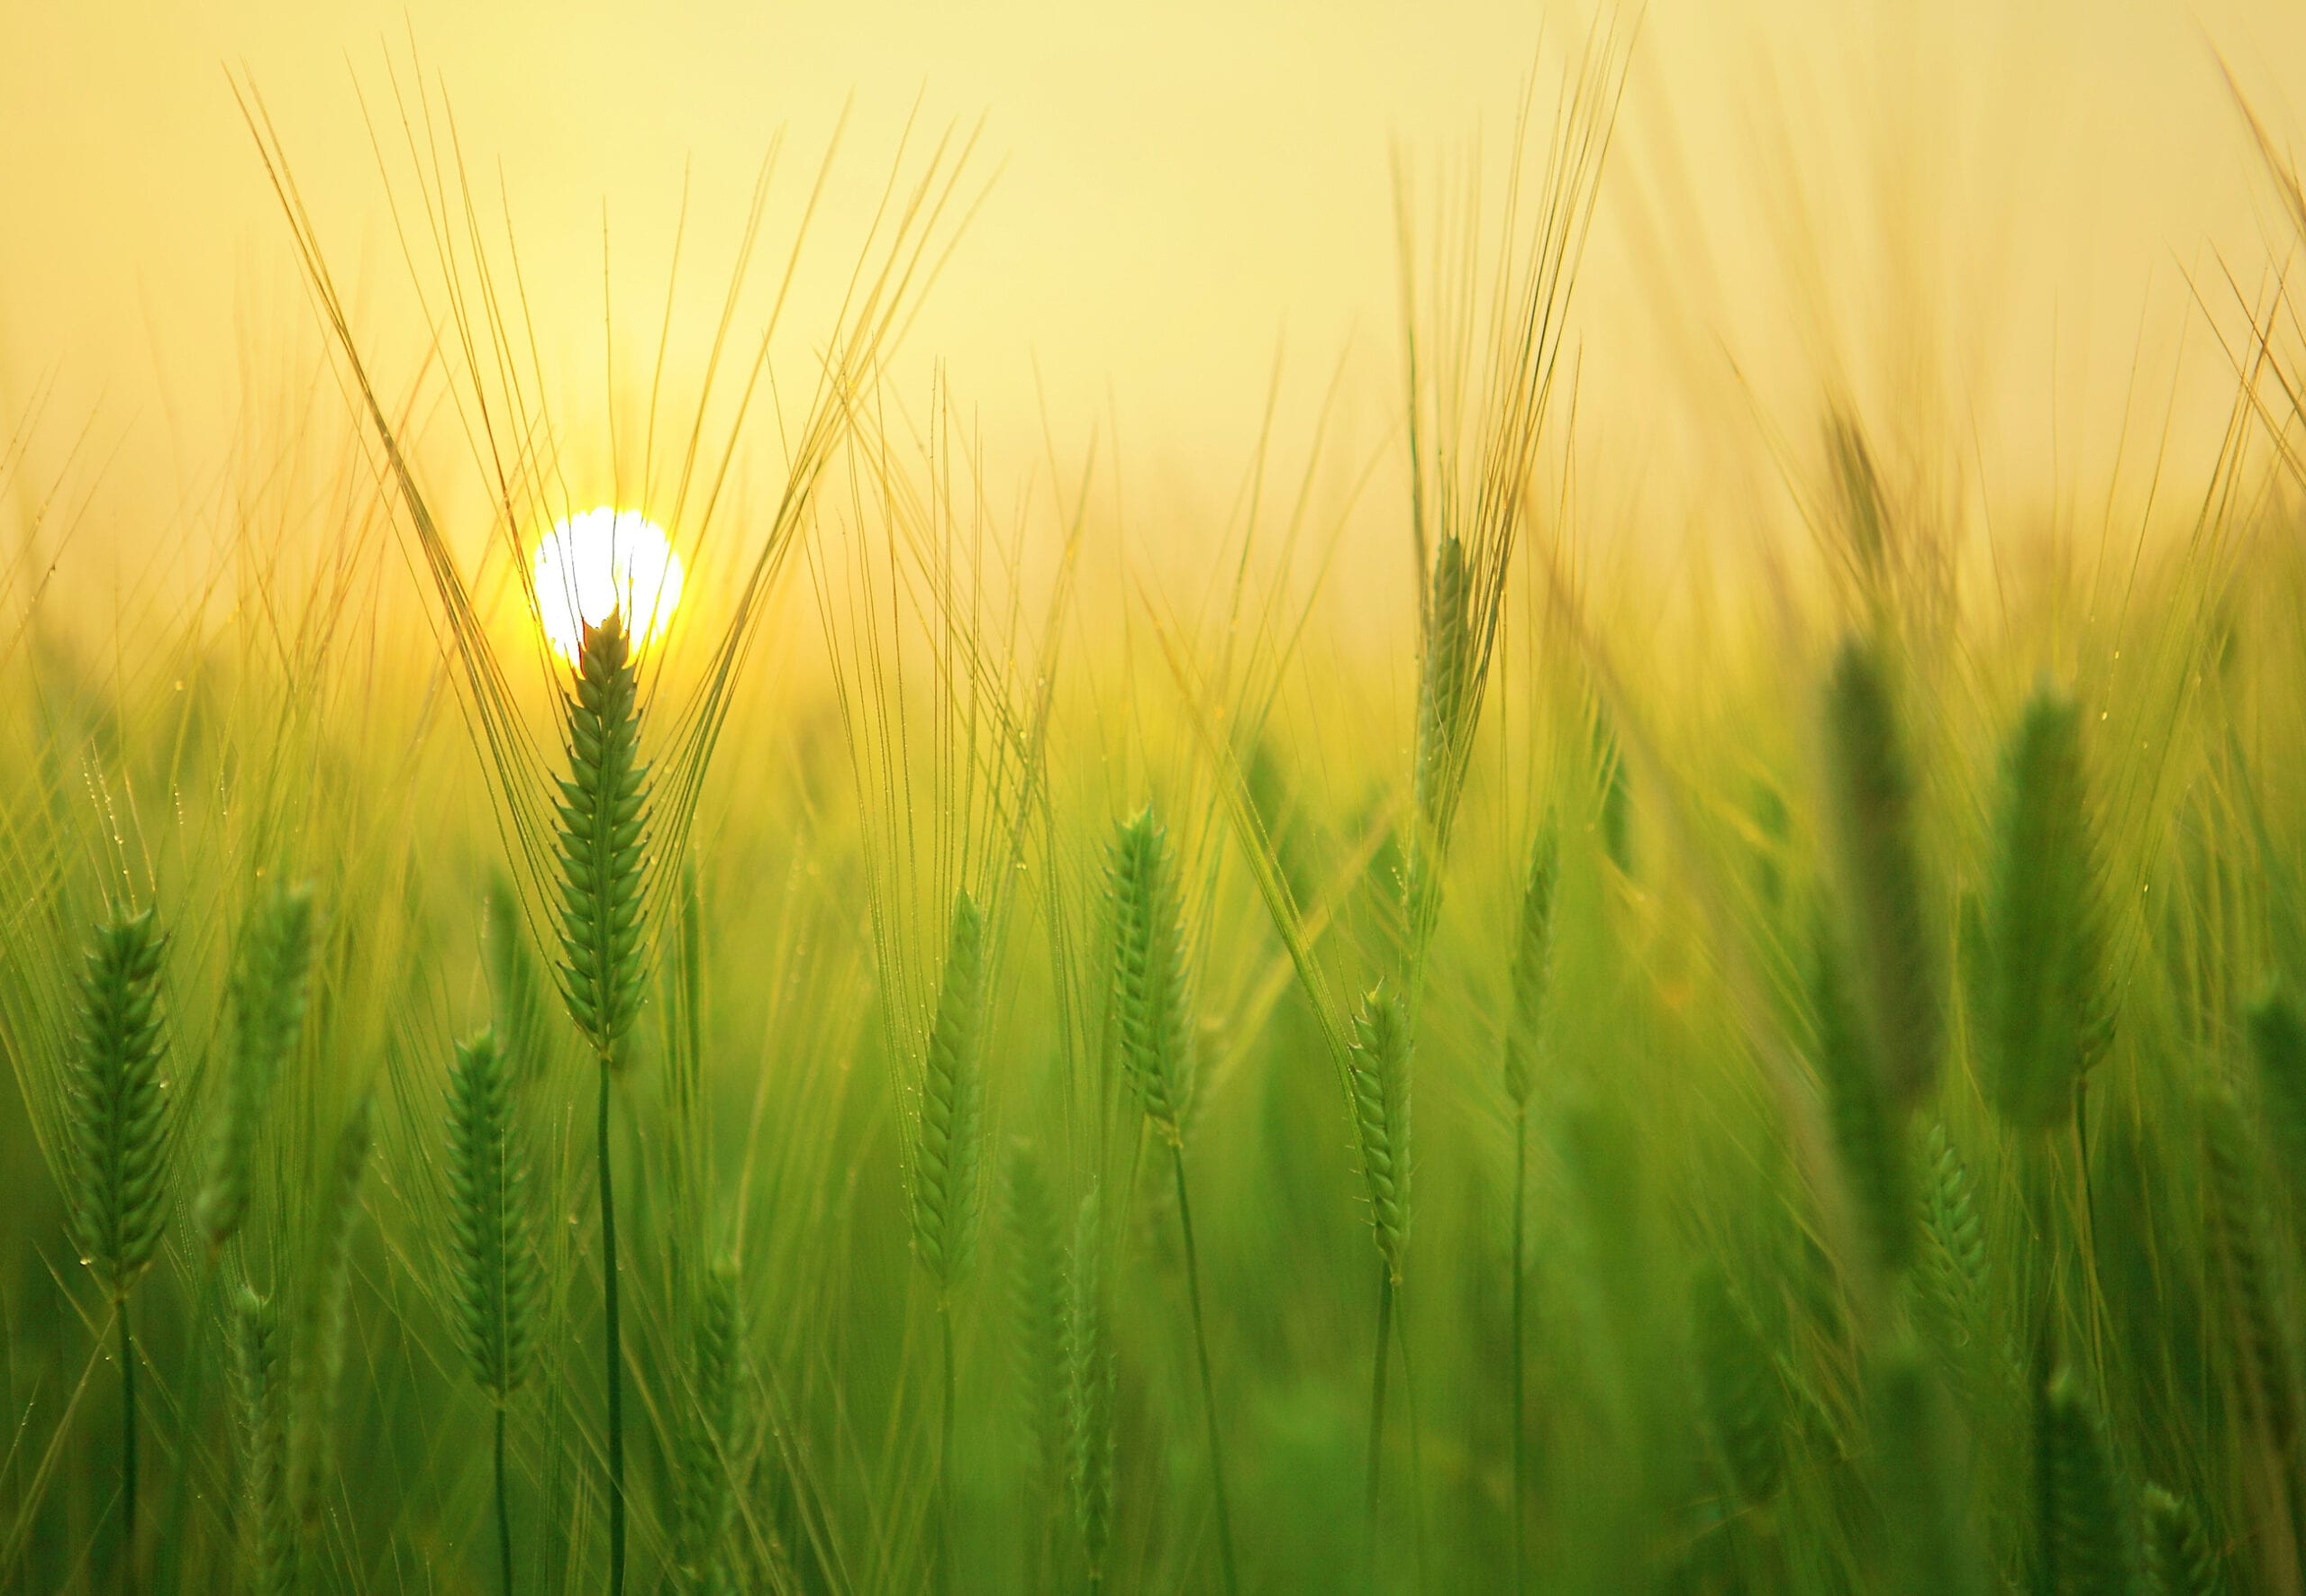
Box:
[1064,1185,1115,1592]
[1820,638,1939,1111]
[443,1028,539,1596]
[64,906,169,1569]
[197,881,317,1251]
[1982,685,2108,1135]
[229,1283,294,1596]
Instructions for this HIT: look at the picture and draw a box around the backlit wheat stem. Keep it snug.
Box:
[555,611,653,1596]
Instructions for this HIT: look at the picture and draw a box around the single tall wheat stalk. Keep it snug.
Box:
[554,610,654,1596]
[1107,806,1239,1596]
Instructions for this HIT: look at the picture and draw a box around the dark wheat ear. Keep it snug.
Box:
[443,1029,540,1403]
[911,888,988,1292]
[1348,981,1413,1283]
[2142,1484,2223,1596]
[1983,685,2109,1134]
[1108,807,1195,1144]
[1692,1265,1785,1509]
[198,881,318,1251]
[2036,1368,2140,1594]
[1807,910,1912,1275]
[2245,985,2306,1208]
[1820,638,1939,1112]
[557,612,653,1070]
[66,908,169,1301]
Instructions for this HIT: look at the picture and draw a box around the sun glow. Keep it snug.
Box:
[532,508,685,666]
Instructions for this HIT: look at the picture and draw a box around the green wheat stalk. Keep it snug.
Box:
[1105,807,1239,1596]
[1348,978,1412,1545]
[442,1029,540,1596]
[554,610,654,1596]
[62,906,168,1576]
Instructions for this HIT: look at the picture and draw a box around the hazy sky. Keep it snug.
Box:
[5,0,2304,548]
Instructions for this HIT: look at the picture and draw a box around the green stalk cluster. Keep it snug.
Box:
[198,881,318,1251]
[912,887,988,1291]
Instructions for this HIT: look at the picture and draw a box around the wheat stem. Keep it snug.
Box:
[118,1301,138,1589]
[1510,1107,1528,1593]
[1170,1145,1240,1596]
[1366,1269,1394,1590]
[494,1404,513,1596]
[599,1065,627,1595]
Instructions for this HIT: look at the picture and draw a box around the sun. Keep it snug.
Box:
[532,507,685,666]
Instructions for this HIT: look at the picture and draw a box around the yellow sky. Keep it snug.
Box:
[4,0,2303,560]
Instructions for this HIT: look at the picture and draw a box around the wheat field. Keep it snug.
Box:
[9,8,2306,1594]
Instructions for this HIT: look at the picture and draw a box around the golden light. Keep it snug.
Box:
[532,507,685,666]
